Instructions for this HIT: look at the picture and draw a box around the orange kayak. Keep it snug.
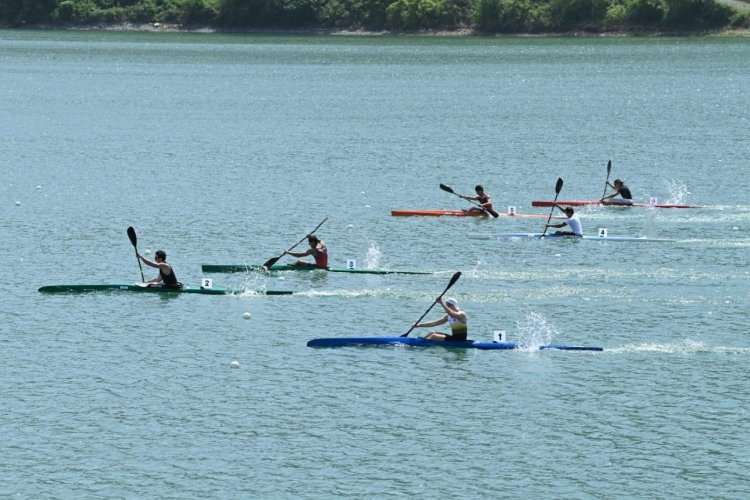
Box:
[391,209,561,219]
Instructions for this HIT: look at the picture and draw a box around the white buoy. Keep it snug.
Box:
[347,224,354,228]
[555,253,562,257]
[243,312,251,320]
[15,201,21,206]
[144,249,151,254]
[229,360,240,368]
[36,185,42,190]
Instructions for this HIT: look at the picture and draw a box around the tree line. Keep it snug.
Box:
[1,0,748,33]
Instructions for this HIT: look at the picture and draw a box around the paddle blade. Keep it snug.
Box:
[555,177,564,194]
[606,160,612,176]
[262,256,281,269]
[439,183,455,194]
[446,271,461,289]
[127,226,137,248]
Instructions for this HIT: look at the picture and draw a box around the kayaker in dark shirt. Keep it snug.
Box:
[460,185,494,214]
[413,297,468,342]
[137,249,181,288]
[601,179,633,205]
[285,235,328,267]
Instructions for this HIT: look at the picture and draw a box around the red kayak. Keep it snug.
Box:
[530,200,705,209]
[391,209,562,219]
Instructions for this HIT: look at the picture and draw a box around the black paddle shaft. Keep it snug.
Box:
[127,226,145,282]
[262,217,329,269]
[601,160,612,199]
[401,271,461,337]
[541,178,564,237]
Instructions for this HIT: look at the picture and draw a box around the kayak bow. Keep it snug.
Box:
[307,337,602,351]
[38,284,294,295]
[201,264,432,275]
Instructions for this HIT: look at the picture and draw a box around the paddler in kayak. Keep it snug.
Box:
[460,185,494,214]
[137,249,182,288]
[285,235,328,267]
[601,179,633,205]
[413,297,468,342]
[545,204,583,236]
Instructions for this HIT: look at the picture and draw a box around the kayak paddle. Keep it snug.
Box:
[439,184,499,218]
[262,216,329,269]
[401,271,461,337]
[127,226,145,282]
[601,159,612,199]
[541,178,564,237]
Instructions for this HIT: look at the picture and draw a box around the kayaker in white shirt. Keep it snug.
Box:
[413,297,468,342]
[545,204,583,236]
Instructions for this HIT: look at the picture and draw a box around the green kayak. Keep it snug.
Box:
[38,284,294,295]
[201,264,432,275]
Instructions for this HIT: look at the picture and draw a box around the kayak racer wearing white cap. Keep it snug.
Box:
[413,297,468,342]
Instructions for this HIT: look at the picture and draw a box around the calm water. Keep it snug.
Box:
[2,30,750,498]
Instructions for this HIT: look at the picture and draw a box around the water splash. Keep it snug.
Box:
[664,179,691,205]
[363,242,382,269]
[513,311,559,350]
[639,205,661,237]
[607,339,750,355]
[239,272,269,294]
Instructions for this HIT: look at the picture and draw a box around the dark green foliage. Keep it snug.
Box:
[548,0,609,31]
[626,0,664,26]
[662,0,732,30]
[474,0,551,33]
[179,0,218,25]
[386,0,447,30]
[0,0,58,24]
[0,0,743,32]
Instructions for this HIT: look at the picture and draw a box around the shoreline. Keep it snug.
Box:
[3,22,750,37]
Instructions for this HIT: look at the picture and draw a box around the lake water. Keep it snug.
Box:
[2,30,749,498]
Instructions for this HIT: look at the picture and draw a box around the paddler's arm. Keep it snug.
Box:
[285,249,313,258]
[414,315,448,328]
[137,252,159,269]
[601,190,616,201]
[143,274,163,284]
[138,253,170,273]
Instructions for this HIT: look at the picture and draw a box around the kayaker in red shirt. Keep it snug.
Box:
[286,235,328,267]
[460,185,493,214]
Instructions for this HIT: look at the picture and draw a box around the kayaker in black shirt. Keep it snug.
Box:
[601,179,633,205]
[137,249,181,288]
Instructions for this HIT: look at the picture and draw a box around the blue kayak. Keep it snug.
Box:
[307,337,603,351]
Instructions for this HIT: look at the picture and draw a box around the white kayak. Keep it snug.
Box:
[469,233,675,242]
